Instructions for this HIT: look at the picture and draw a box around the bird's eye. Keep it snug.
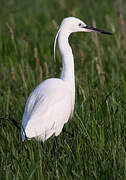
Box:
[79,23,82,27]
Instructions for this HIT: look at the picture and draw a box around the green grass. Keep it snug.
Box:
[0,0,126,179]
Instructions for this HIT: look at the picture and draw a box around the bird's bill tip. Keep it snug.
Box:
[84,25,112,35]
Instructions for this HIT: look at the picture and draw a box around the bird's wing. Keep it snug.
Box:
[21,78,72,141]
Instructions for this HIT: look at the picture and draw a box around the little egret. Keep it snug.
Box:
[21,17,112,143]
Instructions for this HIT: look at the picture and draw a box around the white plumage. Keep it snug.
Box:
[21,17,112,142]
[21,79,73,142]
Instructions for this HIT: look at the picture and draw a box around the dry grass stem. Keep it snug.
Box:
[24,33,29,50]
[44,62,49,77]
[6,22,18,55]
[19,65,27,89]
[34,48,40,69]
[95,57,105,87]
[52,20,59,30]
[120,12,126,47]
[91,20,105,87]
[80,48,85,64]
[10,72,15,86]
[92,19,101,59]
[34,47,43,81]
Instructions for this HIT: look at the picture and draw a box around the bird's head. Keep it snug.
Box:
[59,17,87,33]
[59,17,112,34]
[54,17,112,60]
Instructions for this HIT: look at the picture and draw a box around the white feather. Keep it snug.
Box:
[21,78,72,142]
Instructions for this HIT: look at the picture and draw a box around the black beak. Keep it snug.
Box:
[84,25,112,35]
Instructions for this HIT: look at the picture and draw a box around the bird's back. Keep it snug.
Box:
[21,78,73,142]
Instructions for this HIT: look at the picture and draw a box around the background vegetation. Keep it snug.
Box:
[0,0,126,179]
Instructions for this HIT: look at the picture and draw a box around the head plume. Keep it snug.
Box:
[54,28,60,61]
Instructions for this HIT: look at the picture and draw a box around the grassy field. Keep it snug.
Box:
[0,0,126,179]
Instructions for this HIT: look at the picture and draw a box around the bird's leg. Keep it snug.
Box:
[19,141,29,156]
[0,114,20,130]
[22,141,28,151]
[52,136,58,156]
[41,141,45,151]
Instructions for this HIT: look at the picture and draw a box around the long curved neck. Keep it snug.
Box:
[58,30,75,86]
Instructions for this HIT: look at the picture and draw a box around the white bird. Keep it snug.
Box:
[21,17,112,143]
